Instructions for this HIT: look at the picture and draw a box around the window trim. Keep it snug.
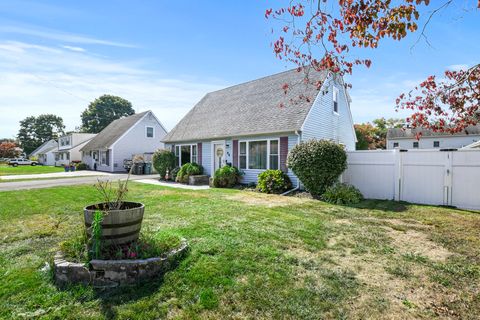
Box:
[145,126,155,138]
[100,151,107,165]
[238,138,280,171]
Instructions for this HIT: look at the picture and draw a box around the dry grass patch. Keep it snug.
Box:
[225,191,311,208]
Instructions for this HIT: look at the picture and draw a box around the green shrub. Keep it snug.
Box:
[287,139,347,198]
[321,183,363,205]
[152,149,175,179]
[76,162,89,171]
[213,165,243,188]
[257,169,292,194]
[176,162,203,184]
[170,167,180,181]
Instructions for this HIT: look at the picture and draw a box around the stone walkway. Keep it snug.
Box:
[135,179,210,190]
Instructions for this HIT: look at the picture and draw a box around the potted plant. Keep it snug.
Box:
[84,156,145,248]
[70,163,76,172]
[64,164,70,172]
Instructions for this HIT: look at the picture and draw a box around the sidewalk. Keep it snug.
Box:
[135,179,210,190]
[0,170,112,180]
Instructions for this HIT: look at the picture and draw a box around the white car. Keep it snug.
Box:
[8,158,39,167]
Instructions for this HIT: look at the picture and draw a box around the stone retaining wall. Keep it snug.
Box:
[54,240,188,288]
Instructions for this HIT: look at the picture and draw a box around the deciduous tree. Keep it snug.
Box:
[81,95,135,133]
[0,142,20,158]
[266,1,479,133]
[17,114,65,155]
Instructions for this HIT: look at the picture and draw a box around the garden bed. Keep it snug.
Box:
[54,239,188,288]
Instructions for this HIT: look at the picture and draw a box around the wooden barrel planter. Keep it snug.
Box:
[84,202,145,245]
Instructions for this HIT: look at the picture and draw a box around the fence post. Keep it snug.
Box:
[393,149,402,201]
[443,151,453,206]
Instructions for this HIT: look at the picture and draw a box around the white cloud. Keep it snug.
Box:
[0,41,226,138]
[447,64,469,72]
[0,25,136,48]
[62,45,86,52]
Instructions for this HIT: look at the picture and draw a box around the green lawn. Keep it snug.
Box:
[0,164,64,176]
[0,184,479,319]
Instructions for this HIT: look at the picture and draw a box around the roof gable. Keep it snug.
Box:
[81,111,150,151]
[163,69,328,142]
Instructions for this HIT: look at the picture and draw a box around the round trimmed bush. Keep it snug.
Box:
[257,169,292,194]
[176,163,203,184]
[152,149,175,179]
[213,166,242,188]
[321,183,363,205]
[76,162,89,171]
[287,139,347,198]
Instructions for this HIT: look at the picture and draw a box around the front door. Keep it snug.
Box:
[213,143,225,172]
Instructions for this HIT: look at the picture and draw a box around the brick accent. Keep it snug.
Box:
[280,136,288,172]
[232,140,239,167]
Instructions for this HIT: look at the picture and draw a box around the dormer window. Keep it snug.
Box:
[333,87,339,113]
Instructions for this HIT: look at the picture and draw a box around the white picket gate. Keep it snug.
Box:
[342,149,480,210]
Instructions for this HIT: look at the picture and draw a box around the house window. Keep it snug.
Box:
[146,126,154,138]
[239,142,247,169]
[333,87,339,113]
[66,153,70,161]
[192,145,197,163]
[413,142,419,148]
[433,141,440,148]
[240,139,280,170]
[393,142,399,148]
[269,140,279,170]
[174,144,197,166]
[100,151,107,165]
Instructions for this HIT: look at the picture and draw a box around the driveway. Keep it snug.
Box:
[0,174,159,191]
[0,170,111,180]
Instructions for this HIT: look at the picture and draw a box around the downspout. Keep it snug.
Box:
[281,130,302,196]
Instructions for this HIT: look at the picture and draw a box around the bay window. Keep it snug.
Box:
[239,139,279,170]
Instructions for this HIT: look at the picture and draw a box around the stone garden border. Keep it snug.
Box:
[54,239,188,288]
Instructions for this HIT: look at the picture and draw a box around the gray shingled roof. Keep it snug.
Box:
[30,139,57,156]
[81,111,149,151]
[387,125,480,139]
[163,69,328,143]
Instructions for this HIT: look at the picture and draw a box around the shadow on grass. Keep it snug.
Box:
[346,199,408,212]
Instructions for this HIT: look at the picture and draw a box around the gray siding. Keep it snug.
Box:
[111,113,167,172]
[202,142,212,176]
[301,75,356,150]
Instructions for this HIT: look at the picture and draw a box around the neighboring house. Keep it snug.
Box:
[162,69,357,185]
[80,111,167,172]
[463,140,480,149]
[387,126,480,150]
[54,133,97,166]
[29,139,57,162]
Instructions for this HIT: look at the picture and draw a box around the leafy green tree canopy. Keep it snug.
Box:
[17,114,64,155]
[81,95,135,133]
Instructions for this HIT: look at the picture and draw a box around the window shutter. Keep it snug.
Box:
[197,142,202,165]
[280,137,288,172]
[106,150,110,166]
[233,140,238,167]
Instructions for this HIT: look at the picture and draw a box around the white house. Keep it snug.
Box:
[54,133,96,166]
[29,139,57,165]
[80,111,167,172]
[387,126,480,150]
[163,69,357,185]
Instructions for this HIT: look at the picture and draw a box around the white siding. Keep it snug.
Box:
[387,135,480,150]
[301,75,356,150]
[111,112,167,172]
[202,142,212,176]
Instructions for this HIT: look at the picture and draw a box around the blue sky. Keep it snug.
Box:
[0,0,478,138]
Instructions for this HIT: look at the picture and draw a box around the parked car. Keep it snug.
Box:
[8,158,39,167]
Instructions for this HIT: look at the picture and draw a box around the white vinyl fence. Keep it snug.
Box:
[342,149,480,210]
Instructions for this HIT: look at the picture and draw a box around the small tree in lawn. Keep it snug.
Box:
[152,149,176,180]
[287,139,347,198]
